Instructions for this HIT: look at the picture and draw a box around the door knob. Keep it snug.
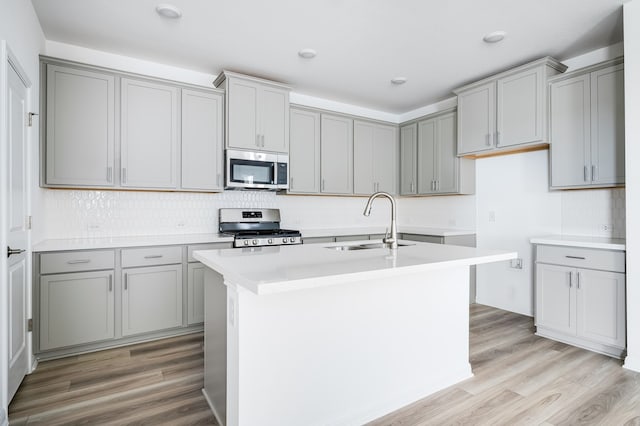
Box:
[7,246,25,258]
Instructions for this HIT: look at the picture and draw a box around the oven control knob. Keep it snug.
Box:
[289,237,296,243]
[268,238,273,244]
[243,240,249,246]
[252,239,258,245]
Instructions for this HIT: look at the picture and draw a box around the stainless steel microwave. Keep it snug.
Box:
[225,149,289,190]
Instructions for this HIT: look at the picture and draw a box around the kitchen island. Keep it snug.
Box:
[194,240,516,426]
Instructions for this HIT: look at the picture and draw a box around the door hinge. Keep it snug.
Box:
[27,112,38,127]
[26,215,32,230]
[28,318,33,332]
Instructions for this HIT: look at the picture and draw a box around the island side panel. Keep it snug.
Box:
[228,266,472,426]
[203,268,227,426]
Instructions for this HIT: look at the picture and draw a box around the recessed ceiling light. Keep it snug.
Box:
[298,48,317,59]
[391,77,407,85]
[156,4,182,19]
[483,30,506,43]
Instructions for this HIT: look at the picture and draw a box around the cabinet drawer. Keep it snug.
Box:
[188,243,232,262]
[121,246,182,268]
[40,250,115,274]
[536,245,625,273]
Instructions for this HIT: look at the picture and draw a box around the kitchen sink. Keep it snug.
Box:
[326,242,414,251]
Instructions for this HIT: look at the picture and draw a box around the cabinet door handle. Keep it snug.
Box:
[565,255,586,260]
[592,165,598,182]
[122,167,127,184]
[108,275,112,292]
[321,179,325,191]
[261,135,265,147]
[67,259,90,264]
[410,182,414,193]
[577,272,581,289]
[144,254,163,259]
[217,173,221,187]
[436,180,440,191]
[256,134,260,147]
[290,177,294,190]
[569,271,573,288]
[107,167,112,183]
[495,131,500,146]
[124,273,128,290]
[583,165,589,182]
[485,134,491,147]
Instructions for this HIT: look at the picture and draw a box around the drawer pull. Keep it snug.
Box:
[67,259,91,264]
[565,255,586,260]
[144,255,163,259]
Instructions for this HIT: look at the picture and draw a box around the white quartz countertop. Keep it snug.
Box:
[193,240,516,295]
[530,235,626,251]
[300,226,475,238]
[32,233,233,252]
[32,226,475,252]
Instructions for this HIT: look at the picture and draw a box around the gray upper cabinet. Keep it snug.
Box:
[214,70,291,153]
[41,58,224,193]
[321,114,353,194]
[120,78,179,189]
[181,89,224,191]
[549,59,625,189]
[417,112,474,195]
[456,82,495,155]
[289,107,321,194]
[353,121,398,195]
[45,65,115,187]
[399,123,417,195]
[455,57,566,156]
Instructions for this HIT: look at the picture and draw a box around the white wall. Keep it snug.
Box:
[623,0,640,373]
[0,0,45,421]
[473,43,628,316]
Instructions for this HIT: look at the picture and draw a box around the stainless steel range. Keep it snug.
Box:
[219,208,302,248]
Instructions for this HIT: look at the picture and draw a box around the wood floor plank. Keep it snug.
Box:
[9,307,640,425]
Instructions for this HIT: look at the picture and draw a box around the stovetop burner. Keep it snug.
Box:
[219,208,302,248]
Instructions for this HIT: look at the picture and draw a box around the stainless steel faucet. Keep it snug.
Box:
[363,192,398,249]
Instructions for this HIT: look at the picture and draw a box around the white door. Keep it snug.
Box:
[5,56,30,402]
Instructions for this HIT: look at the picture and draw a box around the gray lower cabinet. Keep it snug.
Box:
[353,121,398,195]
[34,241,232,357]
[549,59,625,189]
[40,270,115,351]
[122,264,183,336]
[45,64,115,187]
[535,244,626,357]
[186,243,232,325]
[37,249,116,351]
[120,78,179,189]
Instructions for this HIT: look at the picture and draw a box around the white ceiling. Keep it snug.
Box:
[30,0,624,114]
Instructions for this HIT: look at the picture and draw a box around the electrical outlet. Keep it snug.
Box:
[600,224,613,232]
[510,258,523,269]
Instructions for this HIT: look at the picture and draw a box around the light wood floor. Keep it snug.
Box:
[8,332,218,425]
[9,304,640,425]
